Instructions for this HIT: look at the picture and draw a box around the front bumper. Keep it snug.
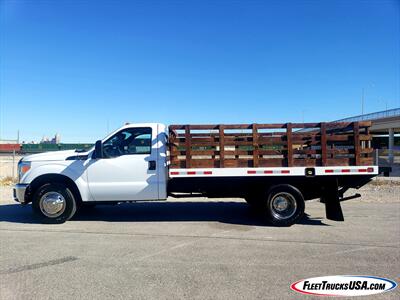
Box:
[13,184,29,204]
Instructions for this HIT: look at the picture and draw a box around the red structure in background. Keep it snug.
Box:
[0,144,21,152]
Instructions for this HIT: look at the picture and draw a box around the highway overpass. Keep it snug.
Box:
[336,108,400,164]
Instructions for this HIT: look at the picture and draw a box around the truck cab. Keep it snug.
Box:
[14,123,168,222]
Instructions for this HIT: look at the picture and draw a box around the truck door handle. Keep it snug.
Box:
[148,160,156,170]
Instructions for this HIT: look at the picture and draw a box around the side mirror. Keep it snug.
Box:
[94,140,103,159]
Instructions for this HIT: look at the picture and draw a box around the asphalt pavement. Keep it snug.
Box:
[0,197,399,299]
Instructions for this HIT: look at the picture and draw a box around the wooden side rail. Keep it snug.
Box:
[168,121,373,168]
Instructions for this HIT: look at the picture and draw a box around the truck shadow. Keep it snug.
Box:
[0,201,328,226]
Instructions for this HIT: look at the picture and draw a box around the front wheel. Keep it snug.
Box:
[32,183,77,224]
[266,185,305,226]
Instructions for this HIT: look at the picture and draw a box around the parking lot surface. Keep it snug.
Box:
[0,189,399,299]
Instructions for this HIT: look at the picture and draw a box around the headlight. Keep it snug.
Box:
[18,161,31,181]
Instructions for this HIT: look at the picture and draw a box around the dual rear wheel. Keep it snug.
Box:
[246,184,305,226]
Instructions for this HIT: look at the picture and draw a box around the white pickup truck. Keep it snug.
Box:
[14,121,379,226]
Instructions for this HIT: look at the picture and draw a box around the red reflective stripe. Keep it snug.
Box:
[187,171,196,175]
[281,170,290,174]
[264,170,273,174]
[325,169,334,173]
[358,169,367,172]
[170,171,179,175]
[203,171,212,175]
[247,170,257,174]
[341,169,350,173]
[367,167,374,172]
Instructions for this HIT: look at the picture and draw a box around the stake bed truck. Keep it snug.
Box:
[14,121,379,226]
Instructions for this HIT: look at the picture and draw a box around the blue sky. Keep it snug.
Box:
[1,0,399,143]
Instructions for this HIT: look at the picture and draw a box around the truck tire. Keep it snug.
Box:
[265,185,305,226]
[32,183,77,224]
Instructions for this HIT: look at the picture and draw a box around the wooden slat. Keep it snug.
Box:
[258,136,284,143]
[185,125,191,168]
[191,139,219,147]
[360,148,374,154]
[353,122,360,165]
[219,125,225,167]
[223,141,254,146]
[291,132,320,138]
[170,124,219,130]
[286,123,293,167]
[326,135,350,141]
[258,149,284,155]
[190,160,220,168]
[170,150,186,156]
[224,159,254,167]
[291,137,320,144]
[168,127,179,167]
[169,160,186,168]
[223,136,253,142]
[252,124,286,129]
[326,158,350,166]
[185,150,216,155]
[252,124,259,167]
[327,149,352,154]
[259,158,286,167]
[176,137,215,143]
[174,141,219,147]
[360,157,373,165]
[224,150,253,156]
[290,123,320,128]
[293,158,320,167]
[293,149,318,155]
[320,122,327,166]
[359,134,372,141]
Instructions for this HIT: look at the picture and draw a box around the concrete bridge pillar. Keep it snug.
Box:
[388,128,394,165]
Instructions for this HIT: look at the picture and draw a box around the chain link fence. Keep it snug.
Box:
[0,152,23,181]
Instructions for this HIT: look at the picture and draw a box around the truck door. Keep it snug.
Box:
[86,125,159,201]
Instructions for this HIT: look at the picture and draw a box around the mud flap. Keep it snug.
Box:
[322,179,344,221]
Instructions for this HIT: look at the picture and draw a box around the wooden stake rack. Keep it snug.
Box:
[168,122,373,168]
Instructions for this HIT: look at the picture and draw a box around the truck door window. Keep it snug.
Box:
[103,127,152,158]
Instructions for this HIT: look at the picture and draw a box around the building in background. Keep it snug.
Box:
[40,133,61,144]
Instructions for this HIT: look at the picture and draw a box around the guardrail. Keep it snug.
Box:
[336,108,400,122]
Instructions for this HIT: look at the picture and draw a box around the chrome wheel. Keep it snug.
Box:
[269,192,297,220]
[39,192,66,218]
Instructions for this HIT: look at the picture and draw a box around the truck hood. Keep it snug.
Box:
[22,150,84,162]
